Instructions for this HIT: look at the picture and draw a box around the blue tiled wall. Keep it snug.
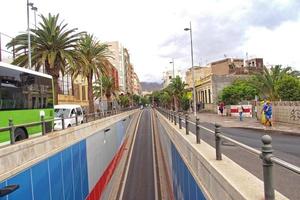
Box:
[171,143,206,200]
[0,140,89,200]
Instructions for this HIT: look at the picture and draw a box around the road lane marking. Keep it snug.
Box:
[118,110,143,200]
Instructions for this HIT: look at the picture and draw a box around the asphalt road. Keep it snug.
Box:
[175,115,300,200]
[122,109,156,200]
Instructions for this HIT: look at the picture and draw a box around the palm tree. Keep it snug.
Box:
[93,76,115,110]
[6,14,82,104]
[72,34,111,113]
[169,76,187,111]
[251,65,300,100]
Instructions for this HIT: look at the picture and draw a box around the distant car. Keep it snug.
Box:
[54,104,84,130]
[140,105,144,110]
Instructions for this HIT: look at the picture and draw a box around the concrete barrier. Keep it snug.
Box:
[156,110,287,200]
[0,110,137,199]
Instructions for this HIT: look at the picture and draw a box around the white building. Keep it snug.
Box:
[162,69,184,88]
[106,41,126,93]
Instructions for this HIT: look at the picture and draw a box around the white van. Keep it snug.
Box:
[54,104,84,130]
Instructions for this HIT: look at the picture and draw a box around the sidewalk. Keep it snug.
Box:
[189,112,300,136]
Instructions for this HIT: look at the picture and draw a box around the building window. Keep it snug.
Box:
[205,90,207,103]
[58,73,72,95]
[82,86,86,100]
[208,89,211,103]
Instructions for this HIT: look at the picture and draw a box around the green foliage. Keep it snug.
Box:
[118,95,130,107]
[220,79,258,105]
[275,75,300,101]
[132,94,141,105]
[180,94,190,111]
[251,65,300,100]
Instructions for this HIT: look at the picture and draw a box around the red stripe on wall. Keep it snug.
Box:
[86,138,128,200]
[230,108,251,113]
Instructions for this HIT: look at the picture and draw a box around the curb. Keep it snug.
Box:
[230,126,300,136]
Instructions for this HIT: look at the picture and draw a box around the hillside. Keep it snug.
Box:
[140,82,162,92]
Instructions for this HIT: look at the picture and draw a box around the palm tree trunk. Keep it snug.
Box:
[87,74,94,113]
[52,75,59,105]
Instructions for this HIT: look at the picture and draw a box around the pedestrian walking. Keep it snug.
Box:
[264,101,272,126]
[238,105,244,121]
[219,102,225,116]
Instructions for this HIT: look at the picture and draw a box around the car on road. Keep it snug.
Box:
[54,104,84,130]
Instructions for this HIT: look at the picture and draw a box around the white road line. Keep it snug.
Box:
[118,110,143,200]
[151,110,159,200]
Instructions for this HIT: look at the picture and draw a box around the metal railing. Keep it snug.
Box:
[0,107,136,145]
[157,107,300,200]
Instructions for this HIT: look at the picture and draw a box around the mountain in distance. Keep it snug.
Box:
[140,82,162,92]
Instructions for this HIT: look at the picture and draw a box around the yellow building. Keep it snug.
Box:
[58,74,89,108]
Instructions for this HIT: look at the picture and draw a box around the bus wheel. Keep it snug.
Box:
[14,128,27,142]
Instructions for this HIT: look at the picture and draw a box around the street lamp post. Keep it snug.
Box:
[169,58,175,78]
[184,21,196,117]
[27,0,34,69]
[31,6,38,29]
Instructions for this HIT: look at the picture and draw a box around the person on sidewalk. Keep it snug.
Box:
[219,102,225,116]
[238,105,244,121]
[264,101,272,126]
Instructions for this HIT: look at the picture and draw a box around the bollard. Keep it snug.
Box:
[85,114,88,123]
[171,111,174,123]
[75,113,78,126]
[41,115,46,135]
[185,114,189,135]
[215,123,222,160]
[174,113,177,125]
[94,112,96,121]
[261,135,275,200]
[179,114,182,129]
[9,119,15,144]
[61,115,65,130]
[196,118,200,144]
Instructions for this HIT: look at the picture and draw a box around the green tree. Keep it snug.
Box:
[6,14,82,104]
[169,76,187,111]
[276,75,300,101]
[220,79,258,105]
[73,34,111,113]
[93,76,115,110]
[118,95,130,108]
[251,65,300,100]
[132,94,141,106]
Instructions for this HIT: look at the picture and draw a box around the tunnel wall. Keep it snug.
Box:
[0,111,133,200]
[157,116,206,200]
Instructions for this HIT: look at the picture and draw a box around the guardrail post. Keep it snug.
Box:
[9,119,15,144]
[179,114,182,129]
[41,115,46,135]
[171,111,174,123]
[215,123,222,160]
[61,115,65,130]
[85,114,88,123]
[261,135,275,200]
[185,114,189,135]
[174,112,177,125]
[94,112,96,121]
[75,113,78,126]
[196,118,200,144]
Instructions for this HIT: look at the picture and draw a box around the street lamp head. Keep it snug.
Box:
[184,28,190,31]
[169,61,173,64]
[28,2,34,7]
[31,6,38,11]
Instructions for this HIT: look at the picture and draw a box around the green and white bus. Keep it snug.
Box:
[0,62,54,143]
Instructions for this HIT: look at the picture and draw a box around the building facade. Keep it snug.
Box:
[185,66,211,89]
[107,41,126,93]
[193,57,263,111]
[162,69,184,88]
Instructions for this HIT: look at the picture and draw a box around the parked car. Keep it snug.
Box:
[54,104,84,130]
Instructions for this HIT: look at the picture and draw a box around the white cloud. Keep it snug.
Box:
[1,0,300,82]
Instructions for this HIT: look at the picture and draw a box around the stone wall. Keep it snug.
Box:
[257,101,300,125]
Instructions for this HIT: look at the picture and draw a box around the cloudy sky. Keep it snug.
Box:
[1,0,300,82]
